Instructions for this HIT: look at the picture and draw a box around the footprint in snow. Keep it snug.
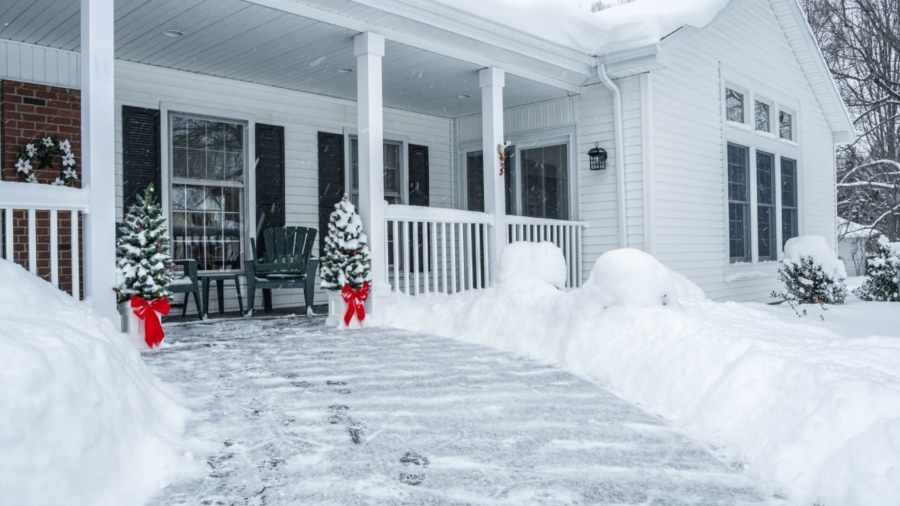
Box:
[327,404,349,425]
[348,422,366,445]
[399,451,429,486]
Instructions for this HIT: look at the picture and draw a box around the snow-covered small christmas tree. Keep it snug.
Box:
[115,185,174,304]
[320,196,372,292]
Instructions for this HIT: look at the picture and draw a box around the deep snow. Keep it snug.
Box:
[146,316,766,505]
[429,0,732,55]
[384,245,900,506]
[0,259,194,506]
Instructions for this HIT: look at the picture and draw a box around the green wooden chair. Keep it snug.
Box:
[245,226,318,316]
[115,222,202,318]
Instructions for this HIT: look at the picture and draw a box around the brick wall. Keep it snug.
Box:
[1,79,83,297]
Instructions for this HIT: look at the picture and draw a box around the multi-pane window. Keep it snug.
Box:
[726,88,745,123]
[521,144,569,220]
[465,146,517,215]
[728,144,751,263]
[755,101,771,132]
[170,114,245,271]
[779,111,793,141]
[781,158,799,246]
[756,151,777,261]
[350,138,402,206]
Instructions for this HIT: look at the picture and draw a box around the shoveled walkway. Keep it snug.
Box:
[145,317,768,506]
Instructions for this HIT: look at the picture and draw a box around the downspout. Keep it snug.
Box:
[599,64,628,248]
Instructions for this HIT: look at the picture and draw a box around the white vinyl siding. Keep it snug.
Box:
[651,0,837,302]
[114,60,453,313]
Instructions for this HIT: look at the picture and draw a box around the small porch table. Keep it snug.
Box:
[201,273,244,318]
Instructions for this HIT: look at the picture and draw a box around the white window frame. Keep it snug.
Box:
[720,67,803,280]
[160,102,256,274]
[458,124,578,220]
[342,127,409,206]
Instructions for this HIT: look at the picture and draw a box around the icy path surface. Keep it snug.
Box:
[145,317,767,506]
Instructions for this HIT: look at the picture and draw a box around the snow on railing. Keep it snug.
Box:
[385,205,493,296]
[506,215,586,288]
[0,181,88,299]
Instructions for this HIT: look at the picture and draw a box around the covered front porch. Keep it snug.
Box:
[0,0,591,326]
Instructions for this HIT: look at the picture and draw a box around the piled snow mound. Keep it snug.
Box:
[784,235,847,279]
[385,245,900,506]
[0,259,193,506]
[586,248,680,307]
[498,241,568,288]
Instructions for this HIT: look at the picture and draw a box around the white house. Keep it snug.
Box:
[0,0,854,325]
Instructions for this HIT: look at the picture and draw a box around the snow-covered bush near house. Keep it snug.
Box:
[586,248,680,307]
[855,235,900,302]
[774,235,848,304]
[0,259,194,506]
[385,243,900,506]
[498,241,568,288]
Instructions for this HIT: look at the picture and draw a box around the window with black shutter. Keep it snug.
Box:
[122,106,161,209]
[318,132,345,258]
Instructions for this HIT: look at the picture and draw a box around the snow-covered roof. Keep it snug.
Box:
[429,0,731,55]
[837,218,875,240]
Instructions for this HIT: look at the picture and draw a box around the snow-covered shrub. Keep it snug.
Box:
[585,248,679,307]
[855,236,900,301]
[0,258,192,506]
[774,236,848,304]
[320,196,372,291]
[498,241,567,288]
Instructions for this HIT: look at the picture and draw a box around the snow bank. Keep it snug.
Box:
[784,235,847,279]
[385,243,900,506]
[429,0,731,54]
[585,248,680,307]
[498,241,568,288]
[0,259,194,506]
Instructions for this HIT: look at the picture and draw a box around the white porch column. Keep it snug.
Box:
[354,32,387,317]
[479,67,506,284]
[81,0,118,326]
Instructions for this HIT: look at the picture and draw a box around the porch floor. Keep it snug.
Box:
[144,317,767,506]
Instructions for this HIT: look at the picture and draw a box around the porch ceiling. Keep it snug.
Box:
[0,0,570,118]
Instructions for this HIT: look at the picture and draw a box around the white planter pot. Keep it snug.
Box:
[118,301,145,341]
[326,291,364,328]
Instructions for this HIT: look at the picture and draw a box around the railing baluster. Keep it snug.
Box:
[482,222,490,287]
[474,224,482,289]
[441,222,448,294]
[4,208,12,260]
[465,224,474,290]
[403,221,410,296]
[71,210,79,300]
[576,226,583,287]
[392,220,400,293]
[50,209,59,288]
[431,222,439,293]
[27,209,37,274]
[449,222,457,294]
[422,221,431,294]
[413,221,420,296]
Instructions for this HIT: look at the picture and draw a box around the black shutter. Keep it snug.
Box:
[408,144,430,207]
[408,144,430,271]
[255,124,286,244]
[122,106,161,210]
[318,132,345,258]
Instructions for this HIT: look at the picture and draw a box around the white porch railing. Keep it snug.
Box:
[384,204,586,296]
[0,181,89,299]
[506,215,587,288]
[385,205,494,296]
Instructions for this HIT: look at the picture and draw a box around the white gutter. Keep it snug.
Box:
[599,64,628,248]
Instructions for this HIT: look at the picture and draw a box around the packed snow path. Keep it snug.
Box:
[146,317,767,506]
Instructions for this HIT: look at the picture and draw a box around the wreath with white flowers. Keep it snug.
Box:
[15,135,78,186]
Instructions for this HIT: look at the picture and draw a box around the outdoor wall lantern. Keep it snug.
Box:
[588,143,608,171]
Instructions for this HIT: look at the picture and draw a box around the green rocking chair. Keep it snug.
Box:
[245,226,318,316]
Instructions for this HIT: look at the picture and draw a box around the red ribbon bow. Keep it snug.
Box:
[131,296,170,348]
[341,283,369,327]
